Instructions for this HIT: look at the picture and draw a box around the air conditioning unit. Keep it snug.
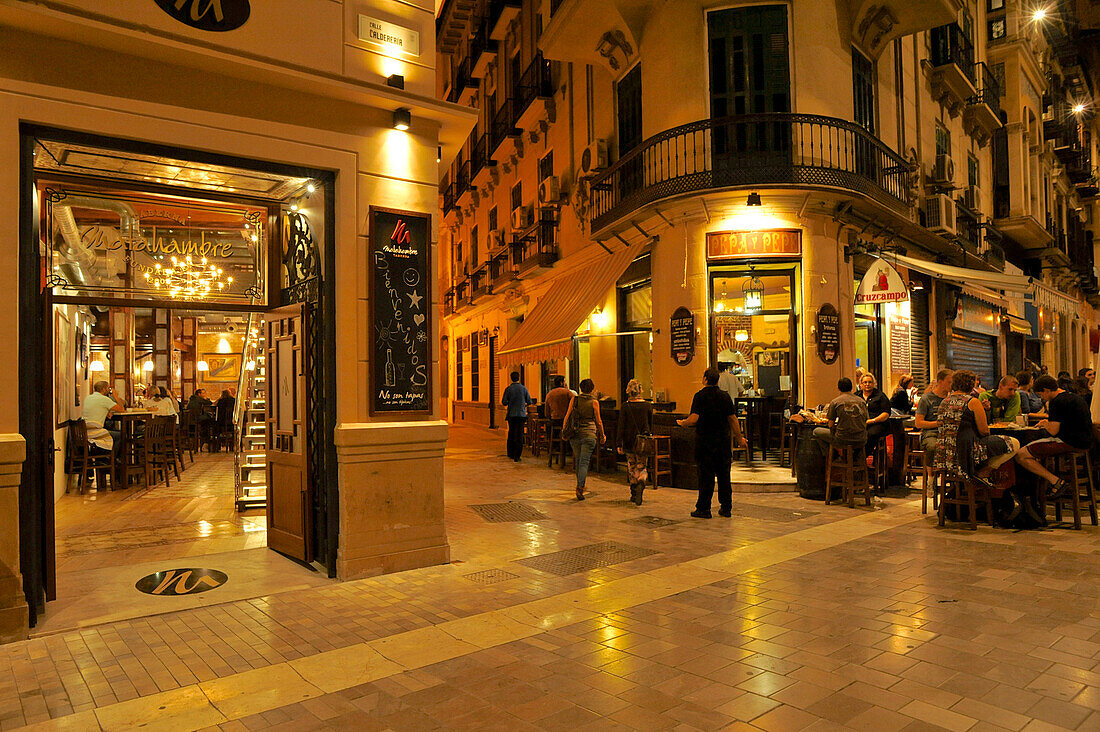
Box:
[511,204,532,230]
[488,228,504,250]
[932,154,955,185]
[925,193,958,236]
[962,185,982,212]
[580,139,608,175]
[538,176,562,204]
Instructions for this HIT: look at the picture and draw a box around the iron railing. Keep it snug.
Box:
[468,20,496,74]
[447,56,475,104]
[588,113,913,232]
[488,0,521,27]
[442,181,456,216]
[455,158,471,199]
[470,134,494,180]
[489,247,512,287]
[969,61,1001,116]
[515,52,552,117]
[490,98,520,154]
[511,214,558,273]
[931,23,975,84]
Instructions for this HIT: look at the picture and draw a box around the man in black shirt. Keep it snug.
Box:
[677,368,748,518]
[1015,374,1094,498]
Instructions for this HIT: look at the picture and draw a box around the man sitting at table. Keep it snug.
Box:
[545,375,575,422]
[914,369,952,460]
[186,389,215,448]
[1014,374,1094,498]
[979,375,1021,422]
[83,381,125,452]
[813,377,869,448]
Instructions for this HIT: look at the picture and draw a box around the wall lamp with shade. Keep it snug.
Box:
[393,107,411,131]
[89,360,106,373]
[142,360,154,372]
[217,337,232,354]
[735,329,750,342]
[196,360,210,372]
[591,307,610,329]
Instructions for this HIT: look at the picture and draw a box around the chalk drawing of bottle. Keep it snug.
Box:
[385,348,396,387]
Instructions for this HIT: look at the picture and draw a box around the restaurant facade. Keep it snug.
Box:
[0,0,476,642]
[437,0,1099,421]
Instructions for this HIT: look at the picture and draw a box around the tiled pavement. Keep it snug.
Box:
[3,425,1100,730]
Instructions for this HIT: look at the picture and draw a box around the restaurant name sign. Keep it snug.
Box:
[670,306,695,365]
[154,0,251,32]
[80,227,236,259]
[706,229,801,260]
[358,15,421,58]
[855,258,909,304]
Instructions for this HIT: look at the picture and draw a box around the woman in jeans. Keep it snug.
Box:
[617,379,653,505]
[563,378,605,500]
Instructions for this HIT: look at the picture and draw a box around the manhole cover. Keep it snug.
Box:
[622,516,682,528]
[515,541,658,576]
[463,569,521,585]
[469,503,549,523]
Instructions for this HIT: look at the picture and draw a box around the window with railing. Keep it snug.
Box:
[970,61,1001,115]
[470,342,480,401]
[930,23,975,83]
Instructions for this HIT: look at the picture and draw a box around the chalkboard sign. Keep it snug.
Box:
[816,303,840,364]
[369,207,432,415]
[670,306,695,365]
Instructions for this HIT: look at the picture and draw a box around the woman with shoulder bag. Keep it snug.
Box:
[562,378,605,501]
[617,379,655,505]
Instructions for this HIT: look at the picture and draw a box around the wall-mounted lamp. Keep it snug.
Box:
[89,360,105,373]
[909,280,924,292]
[196,360,210,372]
[437,146,442,163]
[735,329,749,342]
[746,191,762,207]
[306,182,316,194]
[591,307,610,329]
[246,360,256,371]
[217,337,232,354]
[714,302,725,312]
[393,107,412,131]
[387,74,405,90]
[142,360,154,372]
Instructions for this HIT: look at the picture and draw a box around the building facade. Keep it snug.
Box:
[0,0,476,642]
[436,0,1099,419]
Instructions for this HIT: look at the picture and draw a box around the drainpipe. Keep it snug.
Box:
[53,197,139,286]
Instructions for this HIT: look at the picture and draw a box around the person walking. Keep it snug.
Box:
[562,379,605,500]
[677,367,748,518]
[617,379,654,505]
[501,371,535,462]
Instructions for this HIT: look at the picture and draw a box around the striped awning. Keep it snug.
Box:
[498,242,645,368]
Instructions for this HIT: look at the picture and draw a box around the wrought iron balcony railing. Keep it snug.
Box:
[515,52,552,117]
[588,113,913,233]
[490,98,520,154]
[442,182,457,216]
[931,23,975,84]
[511,214,558,274]
[969,61,1001,116]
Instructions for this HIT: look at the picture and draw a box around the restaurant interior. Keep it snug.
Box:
[36,135,330,630]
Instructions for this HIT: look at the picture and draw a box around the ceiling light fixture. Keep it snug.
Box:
[393,107,412,131]
[143,255,233,300]
[742,268,765,312]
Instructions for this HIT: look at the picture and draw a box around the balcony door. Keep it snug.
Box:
[707,5,791,177]
[616,63,643,198]
[852,48,878,180]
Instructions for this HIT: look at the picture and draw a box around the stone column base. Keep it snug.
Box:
[334,421,450,580]
[0,435,28,644]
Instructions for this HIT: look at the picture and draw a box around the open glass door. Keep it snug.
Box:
[265,303,313,562]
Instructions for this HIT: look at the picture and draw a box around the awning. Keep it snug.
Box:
[498,242,645,367]
[1005,314,1032,335]
[1031,280,1079,316]
[893,254,1032,295]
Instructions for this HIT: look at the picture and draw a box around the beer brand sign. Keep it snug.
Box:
[154,0,251,32]
[855,259,909,304]
[706,229,801,260]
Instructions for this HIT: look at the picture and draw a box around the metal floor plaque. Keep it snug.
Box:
[515,541,658,576]
[622,515,682,528]
[463,569,521,585]
[469,502,549,523]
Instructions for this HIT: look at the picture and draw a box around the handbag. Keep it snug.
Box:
[561,397,578,440]
[633,433,655,455]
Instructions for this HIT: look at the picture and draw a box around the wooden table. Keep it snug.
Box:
[111,411,152,488]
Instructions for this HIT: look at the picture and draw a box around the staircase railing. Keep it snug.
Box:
[233,311,264,509]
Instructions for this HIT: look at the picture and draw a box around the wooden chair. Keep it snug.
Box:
[64,419,113,494]
[824,444,870,507]
[937,471,994,530]
[162,418,184,480]
[178,411,198,462]
[1040,449,1098,530]
[140,416,171,489]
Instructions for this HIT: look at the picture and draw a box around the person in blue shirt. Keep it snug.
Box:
[501,371,535,462]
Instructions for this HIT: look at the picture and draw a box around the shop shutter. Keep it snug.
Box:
[951,329,996,389]
[909,288,931,389]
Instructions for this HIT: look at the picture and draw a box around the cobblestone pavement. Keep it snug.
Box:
[3,424,1100,730]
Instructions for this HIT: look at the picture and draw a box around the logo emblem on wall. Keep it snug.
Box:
[154,0,251,32]
[135,568,228,596]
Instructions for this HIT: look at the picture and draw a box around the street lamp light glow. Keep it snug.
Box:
[1033,7,1048,21]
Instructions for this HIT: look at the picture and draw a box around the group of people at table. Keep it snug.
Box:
[807,366,1095,524]
[79,381,236,477]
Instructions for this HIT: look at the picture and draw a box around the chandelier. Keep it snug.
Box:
[144,255,233,299]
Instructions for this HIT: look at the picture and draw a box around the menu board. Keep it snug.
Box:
[670,306,695,365]
[889,314,911,375]
[816,303,840,364]
[369,207,432,415]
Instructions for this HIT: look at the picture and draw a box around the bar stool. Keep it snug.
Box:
[783,419,799,477]
[163,418,185,479]
[1040,449,1098,530]
[824,443,870,507]
[548,421,569,468]
[903,432,931,512]
[141,417,171,489]
[869,440,889,493]
[529,418,550,457]
[937,471,994,530]
[650,434,672,488]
